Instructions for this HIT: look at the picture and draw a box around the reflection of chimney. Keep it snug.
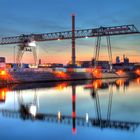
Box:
[72,85,76,134]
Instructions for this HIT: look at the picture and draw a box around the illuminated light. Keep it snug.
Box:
[86,113,89,123]
[29,105,37,117]
[0,70,13,81]
[136,69,140,76]
[94,70,98,74]
[85,36,88,39]
[92,68,102,78]
[116,70,124,75]
[72,95,76,102]
[1,70,6,76]
[58,111,61,120]
[54,71,69,79]
[72,128,76,134]
[58,38,60,41]
[72,112,76,118]
[28,41,36,47]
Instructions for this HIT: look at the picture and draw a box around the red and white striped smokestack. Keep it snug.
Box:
[72,14,76,67]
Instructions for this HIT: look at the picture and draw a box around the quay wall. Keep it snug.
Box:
[0,68,139,85]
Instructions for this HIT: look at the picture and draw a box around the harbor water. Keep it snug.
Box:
[0,78,140,140]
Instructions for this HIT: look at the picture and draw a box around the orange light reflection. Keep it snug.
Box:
[116,79,125,86]
[92,80,102,89]
[55,82,68,91]
[136,78,140,84]
[0,88,8,102]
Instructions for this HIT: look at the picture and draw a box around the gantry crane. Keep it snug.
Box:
[0,18,139,68]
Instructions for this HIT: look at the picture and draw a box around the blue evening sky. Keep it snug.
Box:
[0,0,140,64]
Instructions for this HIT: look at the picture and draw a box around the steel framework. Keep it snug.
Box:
[0,24,139,45]
[0,24,139,66]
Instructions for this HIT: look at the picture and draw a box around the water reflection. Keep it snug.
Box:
[0,78,140,135]
[0,88,7,103]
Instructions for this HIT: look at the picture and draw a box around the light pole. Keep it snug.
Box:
[13,46,16,64]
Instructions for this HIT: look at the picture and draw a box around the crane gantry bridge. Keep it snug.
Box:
[0,15,140,68]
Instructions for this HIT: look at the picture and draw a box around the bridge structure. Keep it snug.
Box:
[0,83,140,133]
[0,15,140,68]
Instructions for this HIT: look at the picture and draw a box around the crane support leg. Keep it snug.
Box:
[94,36,101,68]
[106,36,112,71]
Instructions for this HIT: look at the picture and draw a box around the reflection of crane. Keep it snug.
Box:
[90,81,113,124]
[16,89,39,119]
[0,108,139,132]
[85,79,132,128]
[107,85,113,122]
[0,83,140,133]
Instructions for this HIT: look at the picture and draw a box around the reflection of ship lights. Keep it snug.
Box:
[92,80,102,89]
[29,105,37,117]
[57,111,61,120]
[86,113,89,123]
[84,80,102,90]
[55,83,68,91]
[136,78,140,84]
[0,89,7,102]
[116,79,125,86]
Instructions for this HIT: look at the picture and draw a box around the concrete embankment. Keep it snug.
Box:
[9,71,93,83]
[0,69,139,85]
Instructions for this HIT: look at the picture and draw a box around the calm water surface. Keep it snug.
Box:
[0,78,140,140]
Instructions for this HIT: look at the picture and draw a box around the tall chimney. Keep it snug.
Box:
[72,14,76,67]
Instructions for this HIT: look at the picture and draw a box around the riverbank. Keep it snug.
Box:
[0,68,139,85]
